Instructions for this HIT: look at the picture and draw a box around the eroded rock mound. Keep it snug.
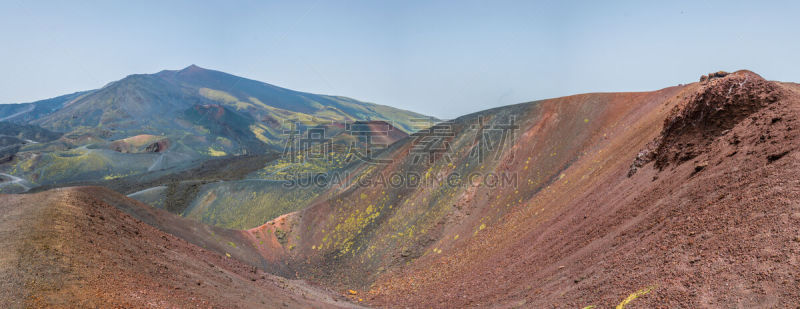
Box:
[109,134,170,153]
[630,71,782,175]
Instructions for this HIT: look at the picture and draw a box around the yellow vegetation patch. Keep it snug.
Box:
[199,88,237,103]
[250,124,271,144]
[102,171,134,180]
[249,97,270,109]
[199,88,254,110]
[38,149,111,181]
[321,198,382,255]
[616,286,653,309]
[208,147,227,157]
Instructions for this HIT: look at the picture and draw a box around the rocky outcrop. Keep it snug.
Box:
[109,134,170,153]
[699,71,730,83]
[630,70,782,176]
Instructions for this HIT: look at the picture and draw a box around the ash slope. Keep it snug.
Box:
[253,71,800,307]
[0,187,358,308]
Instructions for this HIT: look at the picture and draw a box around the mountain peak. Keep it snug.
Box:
[180,64,205,72]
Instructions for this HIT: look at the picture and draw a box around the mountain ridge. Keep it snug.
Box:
[0,65,434,192]
[4,65,433,134]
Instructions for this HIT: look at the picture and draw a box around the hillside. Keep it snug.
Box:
[0,122,63,193]
[236,71,800,307]
[124,120,410,230]
[31,65,429,138]
[0,122,62,160]
[0,65,431,192]
[365,72,800,307]
[3,71,800,308]
[0,91,91,123]
[0,186,358,308]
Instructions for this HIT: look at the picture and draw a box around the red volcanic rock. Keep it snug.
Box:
[699,70,730,83]
[651,70,781,170]
[109,134,170,153]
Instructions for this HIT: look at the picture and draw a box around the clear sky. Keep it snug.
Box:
[1,0,798,118]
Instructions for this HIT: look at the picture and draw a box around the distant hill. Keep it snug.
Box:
[0,65,433,189]
[4,65,431,154]
[0,91,91,123]
[0,122,62,144]
[29,65,429,138]
[0,122,62,166]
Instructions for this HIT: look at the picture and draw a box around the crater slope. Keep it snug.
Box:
[250,71,800,307]
[0,186,358,308]
[5,71,800,308]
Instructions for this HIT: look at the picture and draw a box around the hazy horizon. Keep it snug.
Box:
[2,0,799,119]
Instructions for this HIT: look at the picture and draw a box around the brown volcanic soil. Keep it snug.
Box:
[0,187,358,308]
[4,71,800,308]
[362,72,800,307]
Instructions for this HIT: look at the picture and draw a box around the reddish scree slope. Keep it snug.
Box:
[0,187,358,308]
[3,71,799,308]
[240,71,800,307]
[364,71,800,307]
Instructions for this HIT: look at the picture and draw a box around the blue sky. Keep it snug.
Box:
[1,0,798,118]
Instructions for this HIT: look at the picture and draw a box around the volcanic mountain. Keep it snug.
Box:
[18,65,427,145]
[5,65,428,135]
[0,65,431,191]
[3,70,800,308]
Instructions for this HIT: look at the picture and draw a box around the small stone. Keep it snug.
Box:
[694,161,708,173]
